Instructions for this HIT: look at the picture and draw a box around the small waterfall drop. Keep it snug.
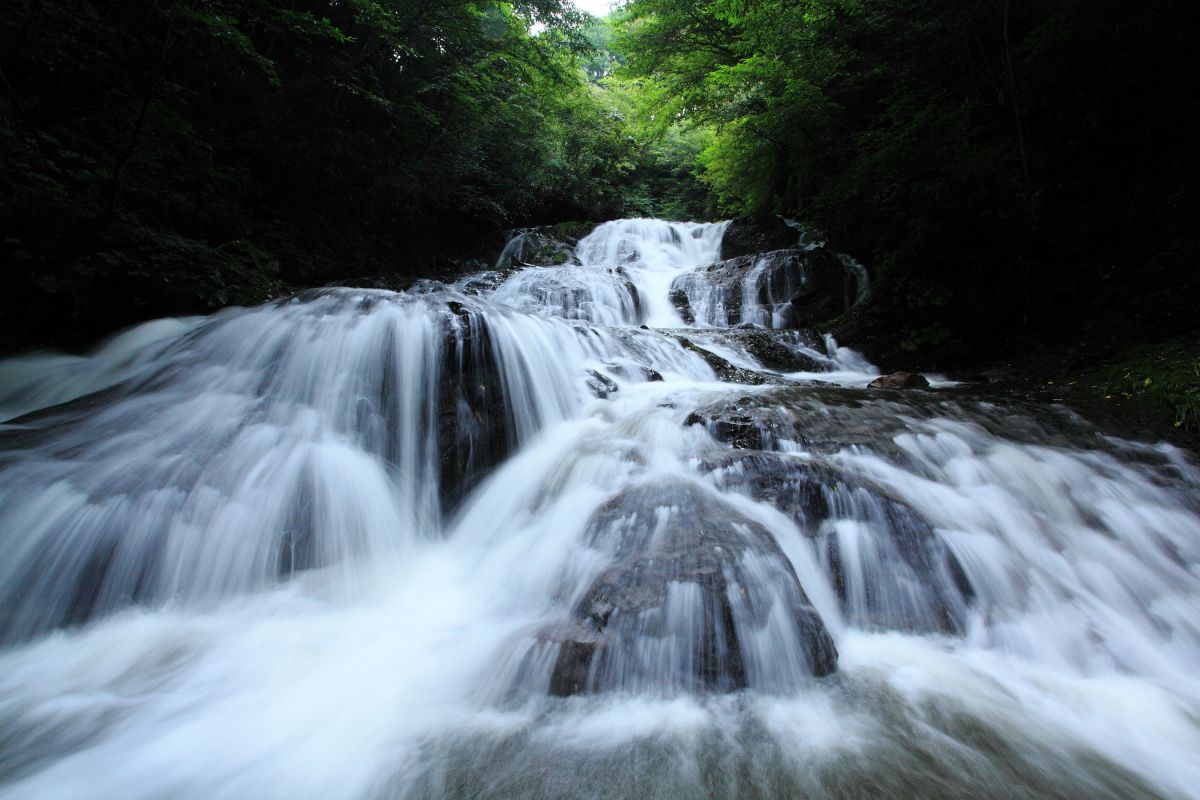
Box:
[0,219,1197,800]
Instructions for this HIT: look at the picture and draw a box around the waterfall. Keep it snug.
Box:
[0,219,1197,800]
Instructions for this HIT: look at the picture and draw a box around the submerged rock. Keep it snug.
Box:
[703,451,973,633]
[673,336,773,385]
[548,482,838,696]
[585,369,620,399]
[674,327,828,374]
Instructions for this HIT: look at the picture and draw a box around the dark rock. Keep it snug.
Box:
[737,330,826,372]
[702,451,836,525]
[781,249,851,328]
[685,395,792,450]
[980,368,1015,384]
[702,451,973,634]
[686,384,1115,456]
[720,214,798,260]
[685,408,767,450]
[547,482,838,695]
[671,328,828,374]
[668,285,695,325]
[435,306,515,515]
[604,362,663,383]
[496,228,581,267]
[585,369,619,399]
[670,247,851,329]
[867,371,930,390]
[674,337,773,385]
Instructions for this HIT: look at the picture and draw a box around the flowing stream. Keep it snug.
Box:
[0,220,1198,799]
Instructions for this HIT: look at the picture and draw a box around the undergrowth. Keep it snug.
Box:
[1089,339,1200,433]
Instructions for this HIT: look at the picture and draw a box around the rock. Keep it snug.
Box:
[604,362,663,383]
[781,249,851,328]
[701,451,973,634]
[674,337,773,385]
[670,247,851,329]
[585,369,619,399]
[668,285,695,325]
[496,227,581,267]
[670,328,828,375]
[547,482,838,695]
[980,368,1015,384]
[684,387,930,457]
[435,305,516,514]
[867,371,930,390]
[685,395,794,450]
[736,329,826,373]
[685,408,767,450]
[720,214,798,260]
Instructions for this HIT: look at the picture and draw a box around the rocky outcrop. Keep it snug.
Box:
[496,224,594,268]
[684,388,926,456]
[548,482,838,695]
[670,247,851,330]
[674,337,774,385]
[436,303,515,515]
[701,451,973,634]
[720,214,798,260]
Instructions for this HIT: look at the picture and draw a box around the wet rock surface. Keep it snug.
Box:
[683,386,1126,455]
[436,306,516,515]
[495,227,584,267]
[702,451,973,633]
[868,371,930,390]
[548,482,838,696]
[673,337,776,385]
[671,247,851,329]
[720,215,799,260]
[676,327,829,373]
[585,369,620,398]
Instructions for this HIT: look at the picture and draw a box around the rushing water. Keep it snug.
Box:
[0,220,1198,800]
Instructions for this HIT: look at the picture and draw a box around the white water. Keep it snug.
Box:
[0,220,1198,799]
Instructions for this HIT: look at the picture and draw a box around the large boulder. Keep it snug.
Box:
[684,388,924,456]
[671,247,851,329]
[673,336,774,385]
[496,227,583,268]
[436,302,517,514]
[720,214,798,260]
[547,482,838,696]
[675,327,829,374]
[701,451,973,634]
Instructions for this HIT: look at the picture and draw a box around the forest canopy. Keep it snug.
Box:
[609,0,1198,361]
[0,0,668,347]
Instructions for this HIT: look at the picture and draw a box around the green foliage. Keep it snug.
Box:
[0,0,645,349]
[1090,340,1200,433]
[615,0,1199,361]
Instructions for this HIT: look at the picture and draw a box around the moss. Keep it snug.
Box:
[1083,338,1200,433]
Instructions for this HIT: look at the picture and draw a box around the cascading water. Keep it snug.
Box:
[670,217,869,329]
[0,219,1197,800]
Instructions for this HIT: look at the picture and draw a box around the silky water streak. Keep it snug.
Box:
[0,219,1197,800]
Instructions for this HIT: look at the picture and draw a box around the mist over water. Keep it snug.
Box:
[1,220,1198,800]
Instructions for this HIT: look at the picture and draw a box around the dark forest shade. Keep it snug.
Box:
[613,0,1200,364]
[0,0,647,350]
